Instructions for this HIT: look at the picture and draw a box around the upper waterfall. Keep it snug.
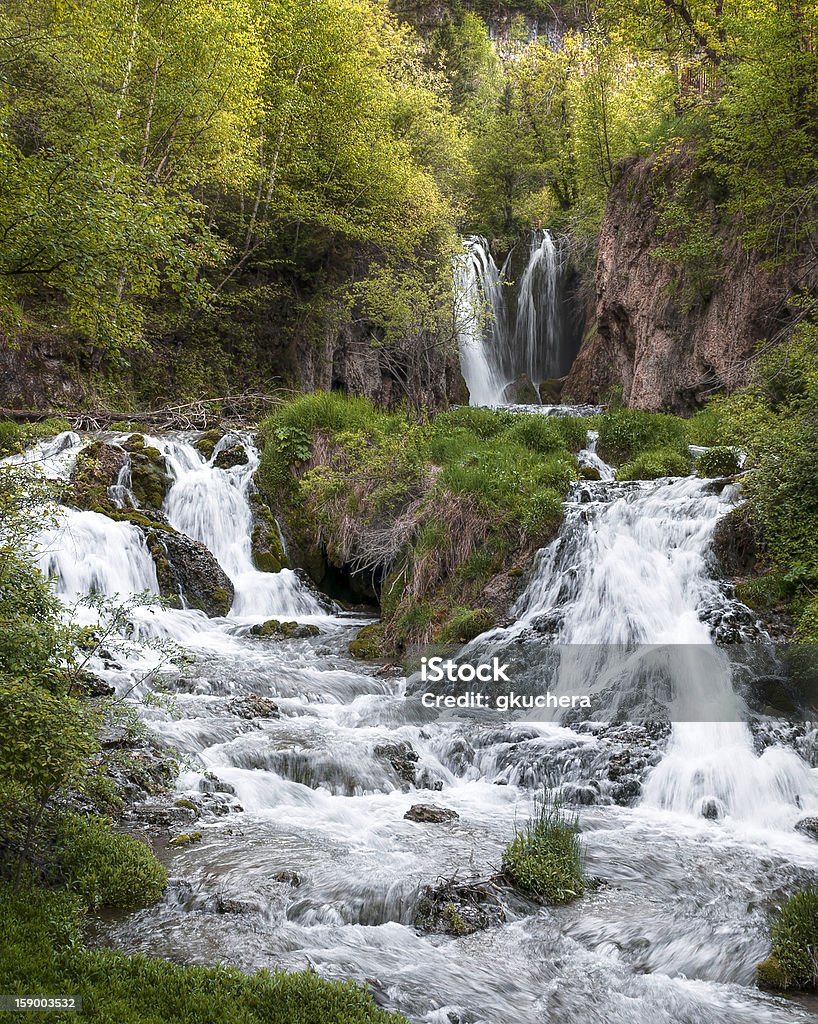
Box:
[456,230,572,407]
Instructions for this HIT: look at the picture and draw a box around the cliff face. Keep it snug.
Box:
[565,155,816,413]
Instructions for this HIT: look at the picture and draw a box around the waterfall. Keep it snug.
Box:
[503,467,818,827]
[455,230,567,407]
[19,431,326,623]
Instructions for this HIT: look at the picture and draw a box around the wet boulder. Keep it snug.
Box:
[250,619,320,639]
[65,441,128,511]
[228,694,280,719]
[712,505,757,578]
[194,429,223,461]
[501,373,540,406]
[375,741,419,787]
[122,434,171,510]
[795,817,818,841]
[213,435,250,470]
[144,526,234,617]
[404,804,459,823]
[248,492,288,573]
[415,879,505,936]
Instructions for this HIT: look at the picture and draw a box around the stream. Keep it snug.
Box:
[13,422,818,1024]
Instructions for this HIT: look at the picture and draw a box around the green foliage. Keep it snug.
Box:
[503,792,585,905]
[617,448,691,481]
[0,419,73,458]
[696,446,741,478]
[598,408,689,463]
[758,887,818,991]
[261,395,583,651]
[0,884,408,1024]
[55,815,167,910]
[437,607,494,644]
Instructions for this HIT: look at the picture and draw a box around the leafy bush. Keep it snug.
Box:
[55,815,167,910]
[617,448,690,480]
[757,887,818,990]
[502,792,584,905]
[597,408,689,463]
[696,446,741,478]
[0,885,408,1024]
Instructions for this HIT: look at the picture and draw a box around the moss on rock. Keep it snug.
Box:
[349,623,386,659]
[250,619,319,639]
[249,492,288,573]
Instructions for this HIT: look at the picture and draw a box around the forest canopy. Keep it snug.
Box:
[0,0,815,398]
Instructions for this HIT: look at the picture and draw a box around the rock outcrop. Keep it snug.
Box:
[565,153,818,412]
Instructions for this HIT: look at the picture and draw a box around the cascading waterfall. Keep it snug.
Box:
[502,465,818,827]
[8,425,818,1024]
[515,230,562,386]
[151,434,322,619]
[455,230,567,407]
[23,431,325,623]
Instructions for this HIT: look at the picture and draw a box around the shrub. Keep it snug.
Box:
[502,792,584,905]
[617,448,690,480]
[597,408,689,463]
[55,815,167,910]
[757,887,818,990]
[696,446,741,477]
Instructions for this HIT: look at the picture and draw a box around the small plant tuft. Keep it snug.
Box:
[503,791,584,905]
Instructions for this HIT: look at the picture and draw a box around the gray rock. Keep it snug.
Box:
[374,741,419,786]
[229,694,280,720]
[501,373,540,405]
[144,527,234,617]
[404,804,459,823]
[795,817,818,840]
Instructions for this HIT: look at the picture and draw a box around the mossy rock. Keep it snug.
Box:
[579,465,601,481]
[169,831,203,848]
[249,492,288,573]
[349,622,386,659]
[195,429,223,461]
[144,528,234,617]
[65,441,128,511]
[213,437,249,470]
[127,448,171,510]
[250,619,319,639]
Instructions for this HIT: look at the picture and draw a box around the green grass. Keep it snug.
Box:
[0,885,408,1024]
[617,447,691,480]
[502,792,585,905]
[597,408,689,463]
[757,887,818,991]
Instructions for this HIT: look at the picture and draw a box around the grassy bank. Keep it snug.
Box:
[0,885,406,1024]
[258,393,589,650]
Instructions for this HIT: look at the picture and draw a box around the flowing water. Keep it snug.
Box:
[10,427,818,1023]
[456,232,568,407]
